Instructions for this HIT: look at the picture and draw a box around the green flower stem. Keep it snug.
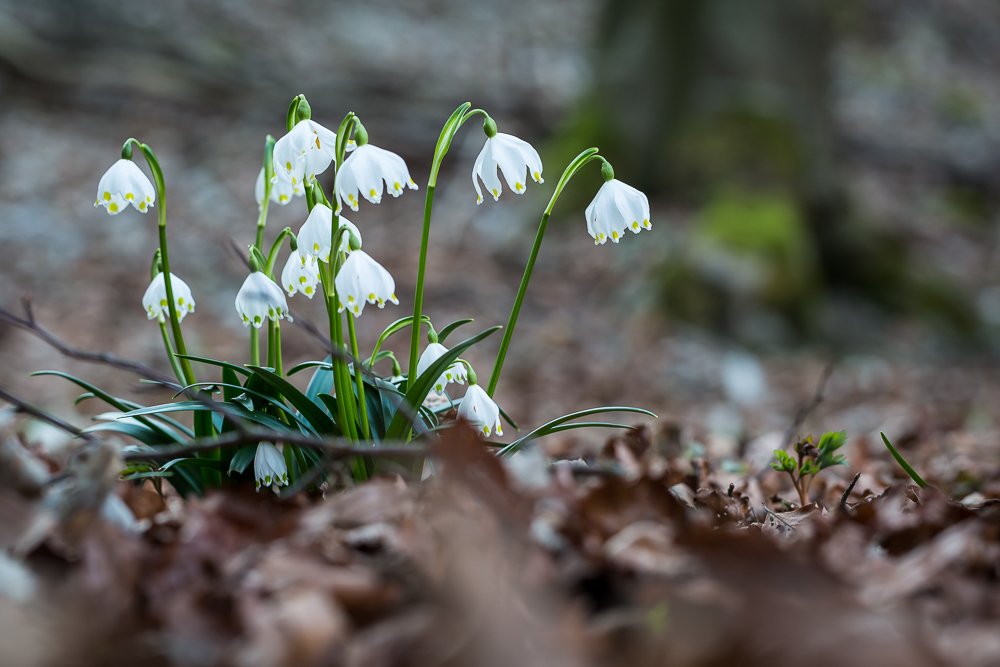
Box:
[317,265,352,439]
[158,318,185,385]
[267,319,276,369]
[264,227,293,278]
[407,103,478,386]
[126,139,196,388]
[250,327,260,366]
[255,135,276,251]
[274,321,283,376]
[486,148,601,397]
[330,254,360,441]
[344,306,371,440]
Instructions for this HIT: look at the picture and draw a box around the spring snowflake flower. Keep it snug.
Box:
[458,383,503,437]
[334,250,398,317]
[473,133,543,204]
[254,442,287,491]
[255,167,302,209]
[273,118,340,184]
[296,203,362,262]
[585,179,651,245]
[416,343,467,395]
[95,159,155,215]
[142,272,195,323]
[280,250,321,298]
[235,272,290,329]
[335,144,417,212]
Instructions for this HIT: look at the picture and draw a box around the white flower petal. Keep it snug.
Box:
[585,179,649,245]
[416,343,468,395]
[273,119,339,182]
[142,272,195,323]
[280,250,322,299]
[334,250,398,318]
[457,384,503,437]
[254,442,288,491]
[235,272,290,328]
[96,159,155,215]
[335,143,416,212]
[256,167,300,209]
[472,133,542,202]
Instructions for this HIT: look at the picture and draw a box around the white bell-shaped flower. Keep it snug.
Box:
[335,144,417,212]
[253,442,288,491]
[296,203,362,263]
[142,272,195,323]
[458,383,503,437]
[416,343,467,395]
[334,250,398,317]
[235,271,291,329]
[273,118,340,184]
[280,250,321,299]
[95,159,156,215]
[255,167,302,209]
[585,179,651,245]
[472,133,543,204]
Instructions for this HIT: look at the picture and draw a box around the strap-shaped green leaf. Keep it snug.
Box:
[880,432,927,488]
[248,366,337,434]
[437,318,474,344]
[499,406,657,456]
[174,354,252,377]
[229,445,257,474]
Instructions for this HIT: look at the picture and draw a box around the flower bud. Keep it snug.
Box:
[427,326,438,344]
[289,234,299,252]
[601,160,615,183]
[295,96,312,122]
[353,122,369,147]
[121,141,133,161]
[248,246,266,273]
[348,231,362,252]
[483,116,497,138]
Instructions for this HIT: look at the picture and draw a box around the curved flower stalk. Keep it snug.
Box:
[585,177,651,245]
[459,382,503,437]
[142,272,194,322]
[334,250,398,317]
[254,442,288,491]
[273,118,340,184]
[473,130,544,204]
[235,271,291,328]
[280,250,321,298]
[335,130,417,212]
[296,203,361,262]
[417,342,467,395]
[95,159,155,214]
[255,167,302,208]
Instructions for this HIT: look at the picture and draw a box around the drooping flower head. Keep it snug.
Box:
[272,118,340,185]
[585,173,651,245]
[255,167,302,209]
[458,383,503,437]
[95,159,156,215]
[253,442,288,491]
[334,250,398,317]
[296,203,362,263]
[280,250,321,299]
[335,132,417,212]
[235,271,290,328]
[142,272,195,323]
[416,342,468,395]
[473,130,543,204]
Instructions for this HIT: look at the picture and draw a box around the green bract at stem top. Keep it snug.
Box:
[123,138,197,388]
[485,148,607,397]
[407,103,493,387]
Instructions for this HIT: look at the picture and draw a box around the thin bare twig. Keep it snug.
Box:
[783,361,835,449]
[123,428,426,462]
[0,383,98,443]
[0,295,176,385]
[839,472,862,513]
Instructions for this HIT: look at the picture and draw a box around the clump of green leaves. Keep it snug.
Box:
[772,430,848,506]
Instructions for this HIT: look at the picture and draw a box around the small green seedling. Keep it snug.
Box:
[772,430,848,506]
